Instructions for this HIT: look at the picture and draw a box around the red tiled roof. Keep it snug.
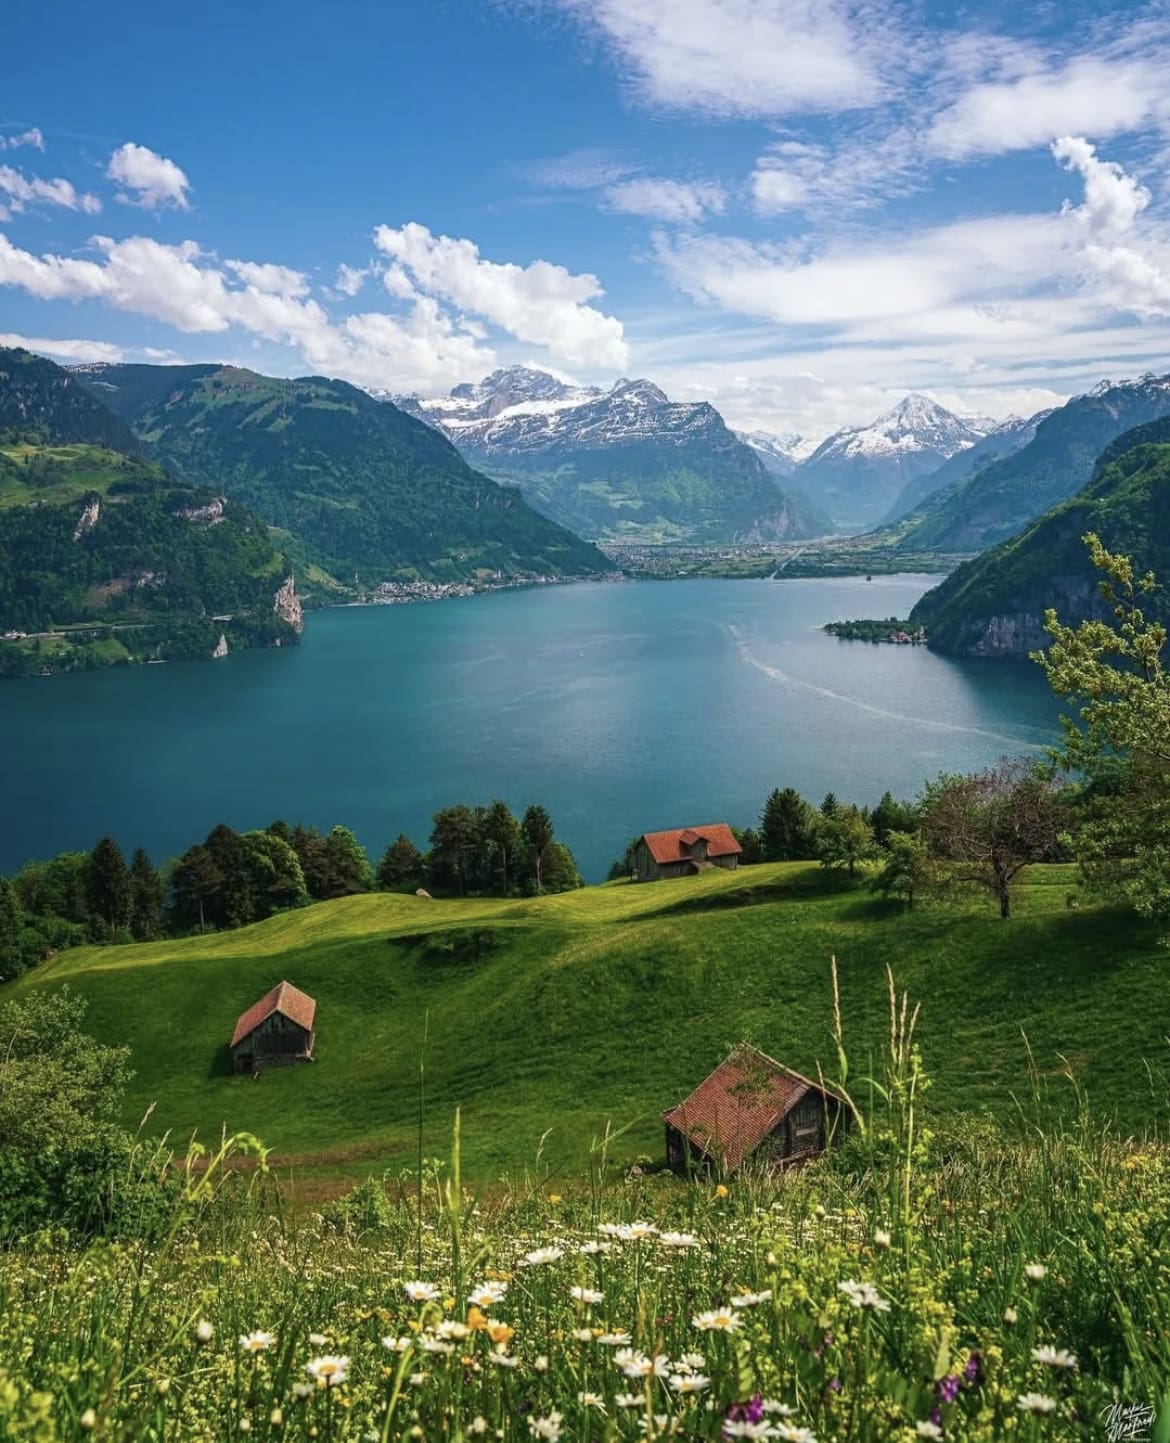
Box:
[230,980,316,1049]
[641,823,742,865]
[662,1044,833,1170]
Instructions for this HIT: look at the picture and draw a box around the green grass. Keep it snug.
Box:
[12,863,1168,1187]
[0,443,154,507]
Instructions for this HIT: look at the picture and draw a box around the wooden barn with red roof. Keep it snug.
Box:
[634,823,741,882]
[662,1044,846,1175]
[230,980,316,1074]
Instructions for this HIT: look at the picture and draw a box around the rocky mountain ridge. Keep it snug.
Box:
[389,367,831,543]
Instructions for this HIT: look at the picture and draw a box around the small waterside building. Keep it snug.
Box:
[230,980,316,1074]
[663,1044,845,1174]
[634,823,741,881]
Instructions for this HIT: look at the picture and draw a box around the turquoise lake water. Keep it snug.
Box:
[0,576,1059,881]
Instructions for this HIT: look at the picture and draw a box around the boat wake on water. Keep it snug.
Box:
[725,624,1047,753]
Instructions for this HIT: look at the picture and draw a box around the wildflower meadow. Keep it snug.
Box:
[1,974,1168,1443]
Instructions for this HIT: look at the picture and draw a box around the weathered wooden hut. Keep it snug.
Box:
[663,1044,845,1174]
[634,823,742,882]
[230,980,316,1074]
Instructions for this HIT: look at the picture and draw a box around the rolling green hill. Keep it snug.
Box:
[912,430,1170,656]
[79,363,610,583]
[10,861,1165,1188]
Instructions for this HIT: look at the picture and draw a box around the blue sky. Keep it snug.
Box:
[4,0,1170,438]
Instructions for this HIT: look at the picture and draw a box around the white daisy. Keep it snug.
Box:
[305,1356,349,1389]
[670,1373,710,1393]
[1031,1345,1077,1369]
[721,1423,778,1440]
[580,1240,613,1255]
[915,1424,943,1440]
[1024,1263,1047,1282]
[520,1247,564,1268]
[467,1282,508,1307]
[731,1290,772,1308]
[403,1281,442,1302]
[570,1286,604,1304]
[837,1280,891,1313]
[239,1331,275,1354]
[528,1412,563,1441]
[578,1392,606,1410]
[692,1308,741,1332]
[659,1231,699,1249]
[615,1393,644,1409]
[1017,1393,1057,1414]
[382,1336,414,1353]
[597,1331,632,1346]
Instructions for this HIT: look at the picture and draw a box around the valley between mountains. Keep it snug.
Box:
[4,343,1170,674]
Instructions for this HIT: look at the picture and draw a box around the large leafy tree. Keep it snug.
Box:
[1039,534,1170,935]
[816,805,877,878]
[921,759,1067,918]
[870,830,933,911]
[0,988,133,1235]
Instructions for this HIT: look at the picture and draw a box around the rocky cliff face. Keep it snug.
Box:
[273,575,304,633]
[212,632,229,659]
[73,497,100,541]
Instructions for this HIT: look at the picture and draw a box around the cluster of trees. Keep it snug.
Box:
[1,801,580,982]
[606,767,1070,922]
[746,766,1069,919]
[378,802,579,899]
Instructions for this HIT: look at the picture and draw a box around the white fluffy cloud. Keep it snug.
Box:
[1052,136,1170,315]
[639,139,1170,433]
[372,221,628,368]
[0,332,124,362]
[334,263,370,297]
[928,54,1169,159]
[605,177,725,222]
[0,165,100,219]
[0,129,44,151]
[0,228,497,393]
[551,0,888,117]
[224,259,311,297]
[107,143,192,210]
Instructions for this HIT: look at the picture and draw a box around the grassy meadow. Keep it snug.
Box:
[12,861,1170,1192]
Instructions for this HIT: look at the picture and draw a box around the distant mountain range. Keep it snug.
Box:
[790,394,997,531]
[733,429,816,477]
[391,367,831,544]
[881,412,1052,525]
[896,374,1170,554]
[79,362,608,584]
[912,415,1170,657]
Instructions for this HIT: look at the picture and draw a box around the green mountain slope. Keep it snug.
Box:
[911,425,1170,656]
[898,376,1170,553]
[0,348,300,675]
[81,363,610,582]
[8,862,1163,1181]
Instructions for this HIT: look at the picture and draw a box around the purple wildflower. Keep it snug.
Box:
[937,1375,961,1405]
[724,1395,764,1425]
[964,1351,984,1387]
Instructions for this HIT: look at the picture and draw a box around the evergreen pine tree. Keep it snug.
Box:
[87,836,132,937]
[128,848,164,941]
